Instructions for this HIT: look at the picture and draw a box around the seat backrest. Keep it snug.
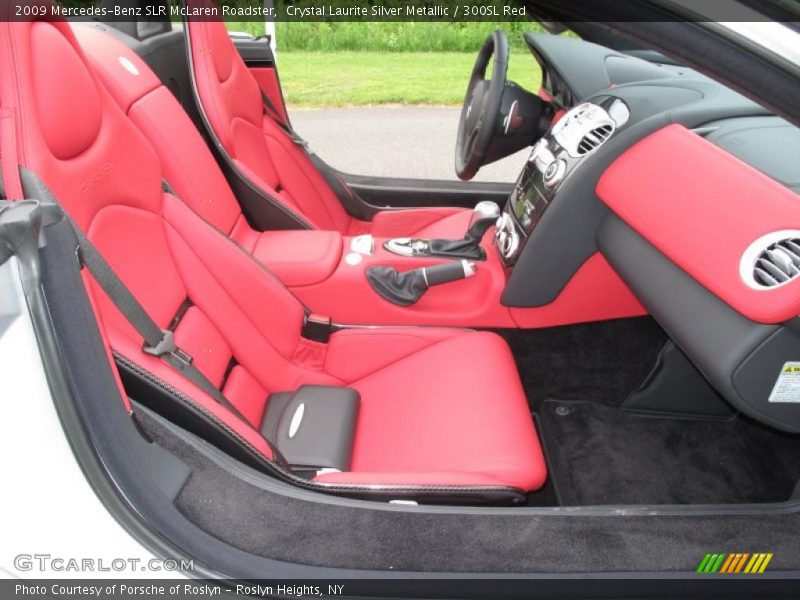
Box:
[184,2,352,233]
[72,24,245,236]
[0,11,340,464]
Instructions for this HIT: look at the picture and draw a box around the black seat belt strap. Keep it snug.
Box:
[68,214,292,468]
[260,90,307,144]
[259,92,367,220]
[2,106,289,467]
[67,215,250,424]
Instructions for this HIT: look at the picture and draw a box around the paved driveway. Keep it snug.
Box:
[290,106,530,183]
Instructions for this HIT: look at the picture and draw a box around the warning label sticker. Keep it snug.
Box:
[768,362,800,403]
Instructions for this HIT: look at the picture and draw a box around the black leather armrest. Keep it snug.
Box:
[261,385,359,474]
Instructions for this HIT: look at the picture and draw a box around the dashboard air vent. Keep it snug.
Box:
[754,240,800,286]
[740,231,800,289]
[576,124,615,156]
[551,102,617,158]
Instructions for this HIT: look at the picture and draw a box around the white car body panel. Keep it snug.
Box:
[0,257,173,579]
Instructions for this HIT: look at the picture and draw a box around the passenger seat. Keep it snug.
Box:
[0,15,546,503]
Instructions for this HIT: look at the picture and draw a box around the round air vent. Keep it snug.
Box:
[551,102,617,158]
[740,231,800,289]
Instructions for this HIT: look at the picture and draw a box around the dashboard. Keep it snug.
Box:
[496,33,800,433]
[496,99,628,266]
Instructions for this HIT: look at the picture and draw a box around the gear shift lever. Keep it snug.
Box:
[421,200,501,260]
[464,201,502,244]
[383,201,502,261]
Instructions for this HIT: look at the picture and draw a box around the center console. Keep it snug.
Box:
[495,100,629,265]
[270,231,514,328]
[254,99,640,329]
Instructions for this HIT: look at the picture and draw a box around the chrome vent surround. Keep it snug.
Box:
[740,231,800,289]
[576,124,615,155]
[551,102,617,158]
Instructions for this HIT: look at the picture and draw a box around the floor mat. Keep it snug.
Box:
[539,400,800,506]
[501,317,668,411]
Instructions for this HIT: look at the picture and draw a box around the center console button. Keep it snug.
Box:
[531,141,556,174]
[494,213,520,262]
[543,159,566,188]
[350,234,374,255]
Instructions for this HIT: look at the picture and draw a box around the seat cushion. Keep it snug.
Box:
[317,328,547,492]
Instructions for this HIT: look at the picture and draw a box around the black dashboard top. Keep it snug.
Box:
[524,32,676,103]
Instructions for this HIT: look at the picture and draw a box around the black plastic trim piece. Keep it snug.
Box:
[623,340,735,420]
[96,0,171,41]
[598,214,800,433]
[262,385,359,473]
[232,36,276,68]
[115,353,283,473]
[347,177,513,211]
[0,200,42,271]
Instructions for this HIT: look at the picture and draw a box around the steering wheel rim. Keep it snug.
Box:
[455,30,509,181]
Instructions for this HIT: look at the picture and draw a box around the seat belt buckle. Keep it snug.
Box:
[142,329,193,366]
[303,313,333,343]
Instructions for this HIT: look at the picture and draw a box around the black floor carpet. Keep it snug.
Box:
[140,409,800,573]
[500,317,668,411]
[540,400,800,506]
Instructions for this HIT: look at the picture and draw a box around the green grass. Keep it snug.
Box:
[223,20,551,107]
[273,21,538,52]
[228,20,540,52]
[276,51,541,107]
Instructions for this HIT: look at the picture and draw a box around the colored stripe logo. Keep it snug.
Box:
[696,553,773,574]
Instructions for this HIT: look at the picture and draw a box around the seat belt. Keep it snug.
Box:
[260,92,368,220]
[260,91,307,148]
[63,209,295,467]
[67,217,251,423]
[1,139,244,419]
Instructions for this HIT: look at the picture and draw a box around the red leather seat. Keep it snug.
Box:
[184,2,471,238]
[0,15,546,501]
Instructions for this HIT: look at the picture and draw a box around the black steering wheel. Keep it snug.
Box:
[455,30,509,181]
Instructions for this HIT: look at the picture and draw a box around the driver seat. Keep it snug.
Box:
[184,4,471,239]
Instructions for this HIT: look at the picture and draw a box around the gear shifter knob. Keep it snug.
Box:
[465,201,502,243]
